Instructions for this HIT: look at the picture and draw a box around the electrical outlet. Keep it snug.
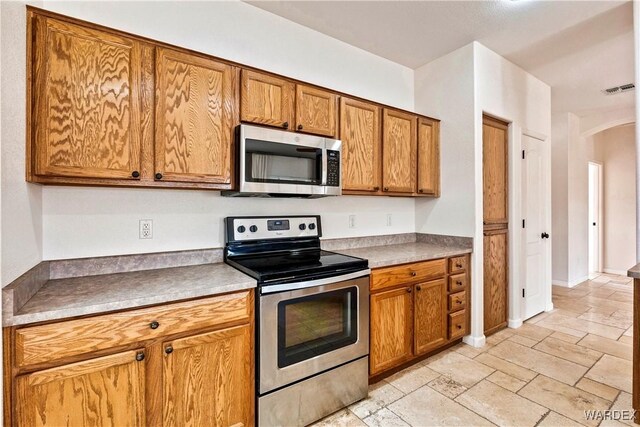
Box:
[386,214,392,227]
[139,219,153,239]
[348,215,356,229]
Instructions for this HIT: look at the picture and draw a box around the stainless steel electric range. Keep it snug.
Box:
[224,215,370,426]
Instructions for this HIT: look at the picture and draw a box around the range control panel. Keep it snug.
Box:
[227,216,320,242]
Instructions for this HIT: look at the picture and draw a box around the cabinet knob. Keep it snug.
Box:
[131,171,140,178]
[411,272,417,277]
[457,325,463,330]
[407,288,412,293]
[165,345,174,355]
[383,187,389,192]
[297,124,303,130]
[416,285,422,291]
[135,352,145,362]
[282,122,289,129]
[418,189,424,193]
[456,263,463,269]
[456,280,462,286]
[457,300,463,305]
[149,321,160,330]
[373,186,380,191]
[155,172,163,180]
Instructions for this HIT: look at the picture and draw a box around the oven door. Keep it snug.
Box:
[259,274,369,394]
[238,124,341,197]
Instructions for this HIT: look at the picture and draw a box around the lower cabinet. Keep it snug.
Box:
[369,256,470,377]
[5,290,254,427]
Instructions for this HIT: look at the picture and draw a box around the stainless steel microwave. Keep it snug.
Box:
[222,124,342,198]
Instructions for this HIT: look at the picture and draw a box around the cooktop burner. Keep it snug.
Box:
[224,216,368,287]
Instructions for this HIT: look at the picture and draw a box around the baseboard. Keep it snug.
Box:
[602,268,627,276]
[552,276,589,288]
[463,334,486,348]
[545,302,554,312]
[508,319,523,328]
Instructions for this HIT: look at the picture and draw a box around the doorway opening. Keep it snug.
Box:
[588,162,603,274]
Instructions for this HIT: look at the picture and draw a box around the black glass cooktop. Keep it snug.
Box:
[226,249,368,285]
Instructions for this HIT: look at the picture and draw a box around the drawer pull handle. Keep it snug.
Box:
[383,187,389,192]
[297,124,304,130]
[135,352,145,362]
[165,345,174,355]
[416,285,422,291]
[457,325,463,330]
[456,300,463,305]
[407,288,412,293]
[282,122,289,129]
[456,263,463,268]
[149,321,160,330]
[155,172,163,180]
[373,186,380,191]
[131,170,140,178]
[456,281,462,286]
[411,272,417,277]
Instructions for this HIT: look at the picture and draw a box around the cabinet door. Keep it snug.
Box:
[240,69,294,129]
[32,16,142,180]
[484,230,508,335]
[417,118,440,196]
[295,84,337,137]
[414,279,447,355]
[370,287,413,375]
[483,116,509,225]
[163,325,253,427]
[340,98,381,192]
[382,109,416,194]
[16,350,146,427]
[155,48,236,185]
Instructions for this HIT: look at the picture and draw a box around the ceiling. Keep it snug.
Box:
[247,0,634,116]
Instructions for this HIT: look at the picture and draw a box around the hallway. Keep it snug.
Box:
[315,274,634,427]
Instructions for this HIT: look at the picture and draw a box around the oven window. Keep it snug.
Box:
[245,139,322,185]
[277,287,358,368]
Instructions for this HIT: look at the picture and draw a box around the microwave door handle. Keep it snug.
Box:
[321,148,328,185]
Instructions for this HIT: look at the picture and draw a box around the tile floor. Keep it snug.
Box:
[313,273,635,427]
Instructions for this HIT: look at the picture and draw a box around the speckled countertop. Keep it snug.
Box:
[338,242,472,268]
[4,263,255,327]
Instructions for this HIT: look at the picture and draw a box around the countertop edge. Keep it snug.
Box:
[367,248,472,268]
[628,262,640,279]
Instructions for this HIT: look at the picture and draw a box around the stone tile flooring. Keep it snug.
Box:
[313,273,635,427]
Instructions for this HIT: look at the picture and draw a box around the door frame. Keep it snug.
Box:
[520,132,552,320]
[588,161,604,274]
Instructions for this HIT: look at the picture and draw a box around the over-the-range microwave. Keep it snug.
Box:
[222,124,342,198]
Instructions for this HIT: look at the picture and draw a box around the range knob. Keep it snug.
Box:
[237,225,246,233]
[249,225,258,233]
[308,223,316,230]
[299,223,306,231]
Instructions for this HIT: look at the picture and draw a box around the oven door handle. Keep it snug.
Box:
[260,269,371,294]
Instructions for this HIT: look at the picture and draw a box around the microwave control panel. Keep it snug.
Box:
[326,150,340,187]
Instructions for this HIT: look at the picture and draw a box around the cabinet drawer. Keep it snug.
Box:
[449,310,467,340]
[371,259,446,292]
[448,274,467,293]
[448,291,466,312]
[449,255,469,274]
[15,290,253,368]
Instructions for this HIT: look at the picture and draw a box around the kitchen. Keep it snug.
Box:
[1,1,636,426]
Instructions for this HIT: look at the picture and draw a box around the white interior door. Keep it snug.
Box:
[588,163,602,273]
[522,135,548,319]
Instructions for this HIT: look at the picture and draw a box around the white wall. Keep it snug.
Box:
[0,0,418,262]
[597,125,637,273]
[415,42,552,345]
[1,1,43,286]
[551,112,570,283]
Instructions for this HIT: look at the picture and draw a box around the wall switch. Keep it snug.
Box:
[348,215,356,229]
[139,219,153,239]
[386,214,392,227]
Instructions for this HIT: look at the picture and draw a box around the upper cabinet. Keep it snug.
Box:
[417,118,441,196]
[240,70,295,130]
[295,84,338,137]
[483,116,509,224]
[340,98,381,193]
[30,16,143,181]
[26,10,440,197]
[155,47,236,185]
[382,109,416,194]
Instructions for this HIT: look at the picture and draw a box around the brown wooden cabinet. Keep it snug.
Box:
[240,69,295,129]
[339,98,381,193]
[369,256,470,378]
[5,290,254,427]
[16,350,146,427]
[370,287,413,375]
[155,47,237,185]
[382,109,417,194]
[417,118,441,196]
[30,15,143,181]
[414,279,448,355]
[296,84,338,137]
[163,325,252,427]
[484,229,508,335]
